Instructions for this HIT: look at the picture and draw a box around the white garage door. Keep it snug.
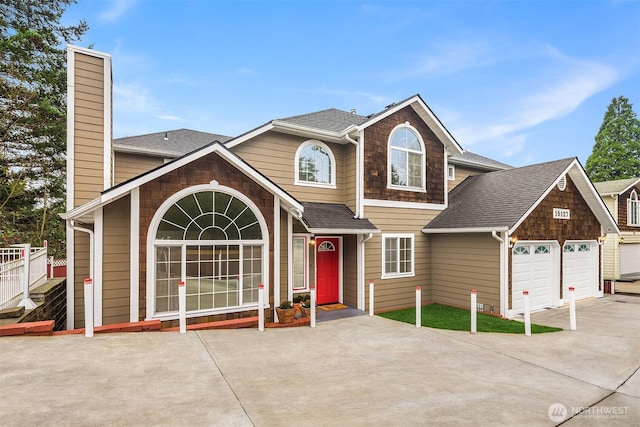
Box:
[512,242,557,313]
[620,243,640,276]
[563,241,597,301]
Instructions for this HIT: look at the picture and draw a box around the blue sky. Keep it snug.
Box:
[64,0,640,167]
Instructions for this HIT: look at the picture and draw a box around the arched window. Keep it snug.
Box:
[295,140,335,187]
[388,124,425,191]
[149,184,268,318]
[630,190,640,226]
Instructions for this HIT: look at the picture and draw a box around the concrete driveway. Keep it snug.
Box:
[0,294,638,426]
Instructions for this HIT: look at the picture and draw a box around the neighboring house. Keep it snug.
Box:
[62,46,619,330]
[594,177,640,282]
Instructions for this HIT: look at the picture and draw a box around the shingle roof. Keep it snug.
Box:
[301,202,378,232]
[593,177,640,196]
[278,109,369,133]
[449,151,512,171]
[424,158,575,230]
[113,129,233,157]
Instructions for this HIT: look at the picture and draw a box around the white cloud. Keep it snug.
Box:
[157,114,185,122]
[410,40,495,76]
[449,51,620,155]
[99,0,137,22]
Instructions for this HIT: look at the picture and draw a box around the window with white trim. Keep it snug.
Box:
[153,189,265,315]
[629,190,640,226]
[447,165,455,181]
[382,234,414,278]
[292,236,308,290]
[388,124,425,191]
[295,140,335,187]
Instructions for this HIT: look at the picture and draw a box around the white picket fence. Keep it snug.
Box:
[0,245,48,310]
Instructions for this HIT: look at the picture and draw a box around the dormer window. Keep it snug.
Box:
[629,190,640,226]
[295,140,336,188]
[388,123,425,191]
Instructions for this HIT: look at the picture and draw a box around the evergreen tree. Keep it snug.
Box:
[586,96,640,182]
[0,0,87,256]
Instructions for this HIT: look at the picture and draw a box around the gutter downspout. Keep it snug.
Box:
[67,219,95,328]
[345,132,361,219]
[357,232,374,310]
[69,220,95,281]
[491,231,508,317]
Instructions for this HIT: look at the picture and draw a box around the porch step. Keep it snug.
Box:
[0,306,25,319]
[161,316,259,332]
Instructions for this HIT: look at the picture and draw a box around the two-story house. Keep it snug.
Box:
[594,177,640,291]
[62,46,618,330]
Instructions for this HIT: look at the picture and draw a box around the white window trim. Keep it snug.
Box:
[145,183,270,321]
[447,165,455,181]
[292,234,311,291]
[294,139,337,189]
[628,190,640,226]
[381,233,415,279]
[387,123,426,193]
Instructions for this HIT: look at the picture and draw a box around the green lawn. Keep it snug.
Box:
[378,304,562,334]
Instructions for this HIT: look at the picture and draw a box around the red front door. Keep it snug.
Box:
[316,237,339,304]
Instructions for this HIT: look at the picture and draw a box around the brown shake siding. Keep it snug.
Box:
[364,106,445,204]
[102,195,131,325]
[73,52,106,207]
[618,184,640,232]
[431,233,500,312]
[138,152,275,322]
[510,175,602,298]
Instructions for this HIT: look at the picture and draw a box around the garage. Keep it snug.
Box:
[562,241,598,301]
[512,241,560,314]
[620,243,640,277]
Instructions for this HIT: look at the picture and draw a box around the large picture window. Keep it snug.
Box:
[388,125,425,191]
[382,234,414,278]
[292,236,308,290]
[295,140,336,187]
[151,187,266,317]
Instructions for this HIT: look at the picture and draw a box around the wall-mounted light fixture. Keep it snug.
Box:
[310,237,316,246]
[509,236,518,248]
[597,235,607,245]
[618,236,625,244]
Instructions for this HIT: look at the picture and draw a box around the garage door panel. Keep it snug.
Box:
[620,244,640,276]
[563,242,597,301]
[512,243,556,313]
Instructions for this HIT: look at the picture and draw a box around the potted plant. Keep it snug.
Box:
[275,300,296,324]
[300,296,313,318]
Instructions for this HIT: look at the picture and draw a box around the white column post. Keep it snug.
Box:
[369,279,374,317]
[470,289,477,335]
[310,285,317,328]
[84,278,94,337]
[611,281,615,295]
[415,286,421,328]
[568,286,576,331]
[49,256,54,279]
[18,245,37,309]
[258,284,265,332]
[523,290,531,337]
[178,281,186,334]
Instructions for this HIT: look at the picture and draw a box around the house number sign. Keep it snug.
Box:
[553,208,570,219]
